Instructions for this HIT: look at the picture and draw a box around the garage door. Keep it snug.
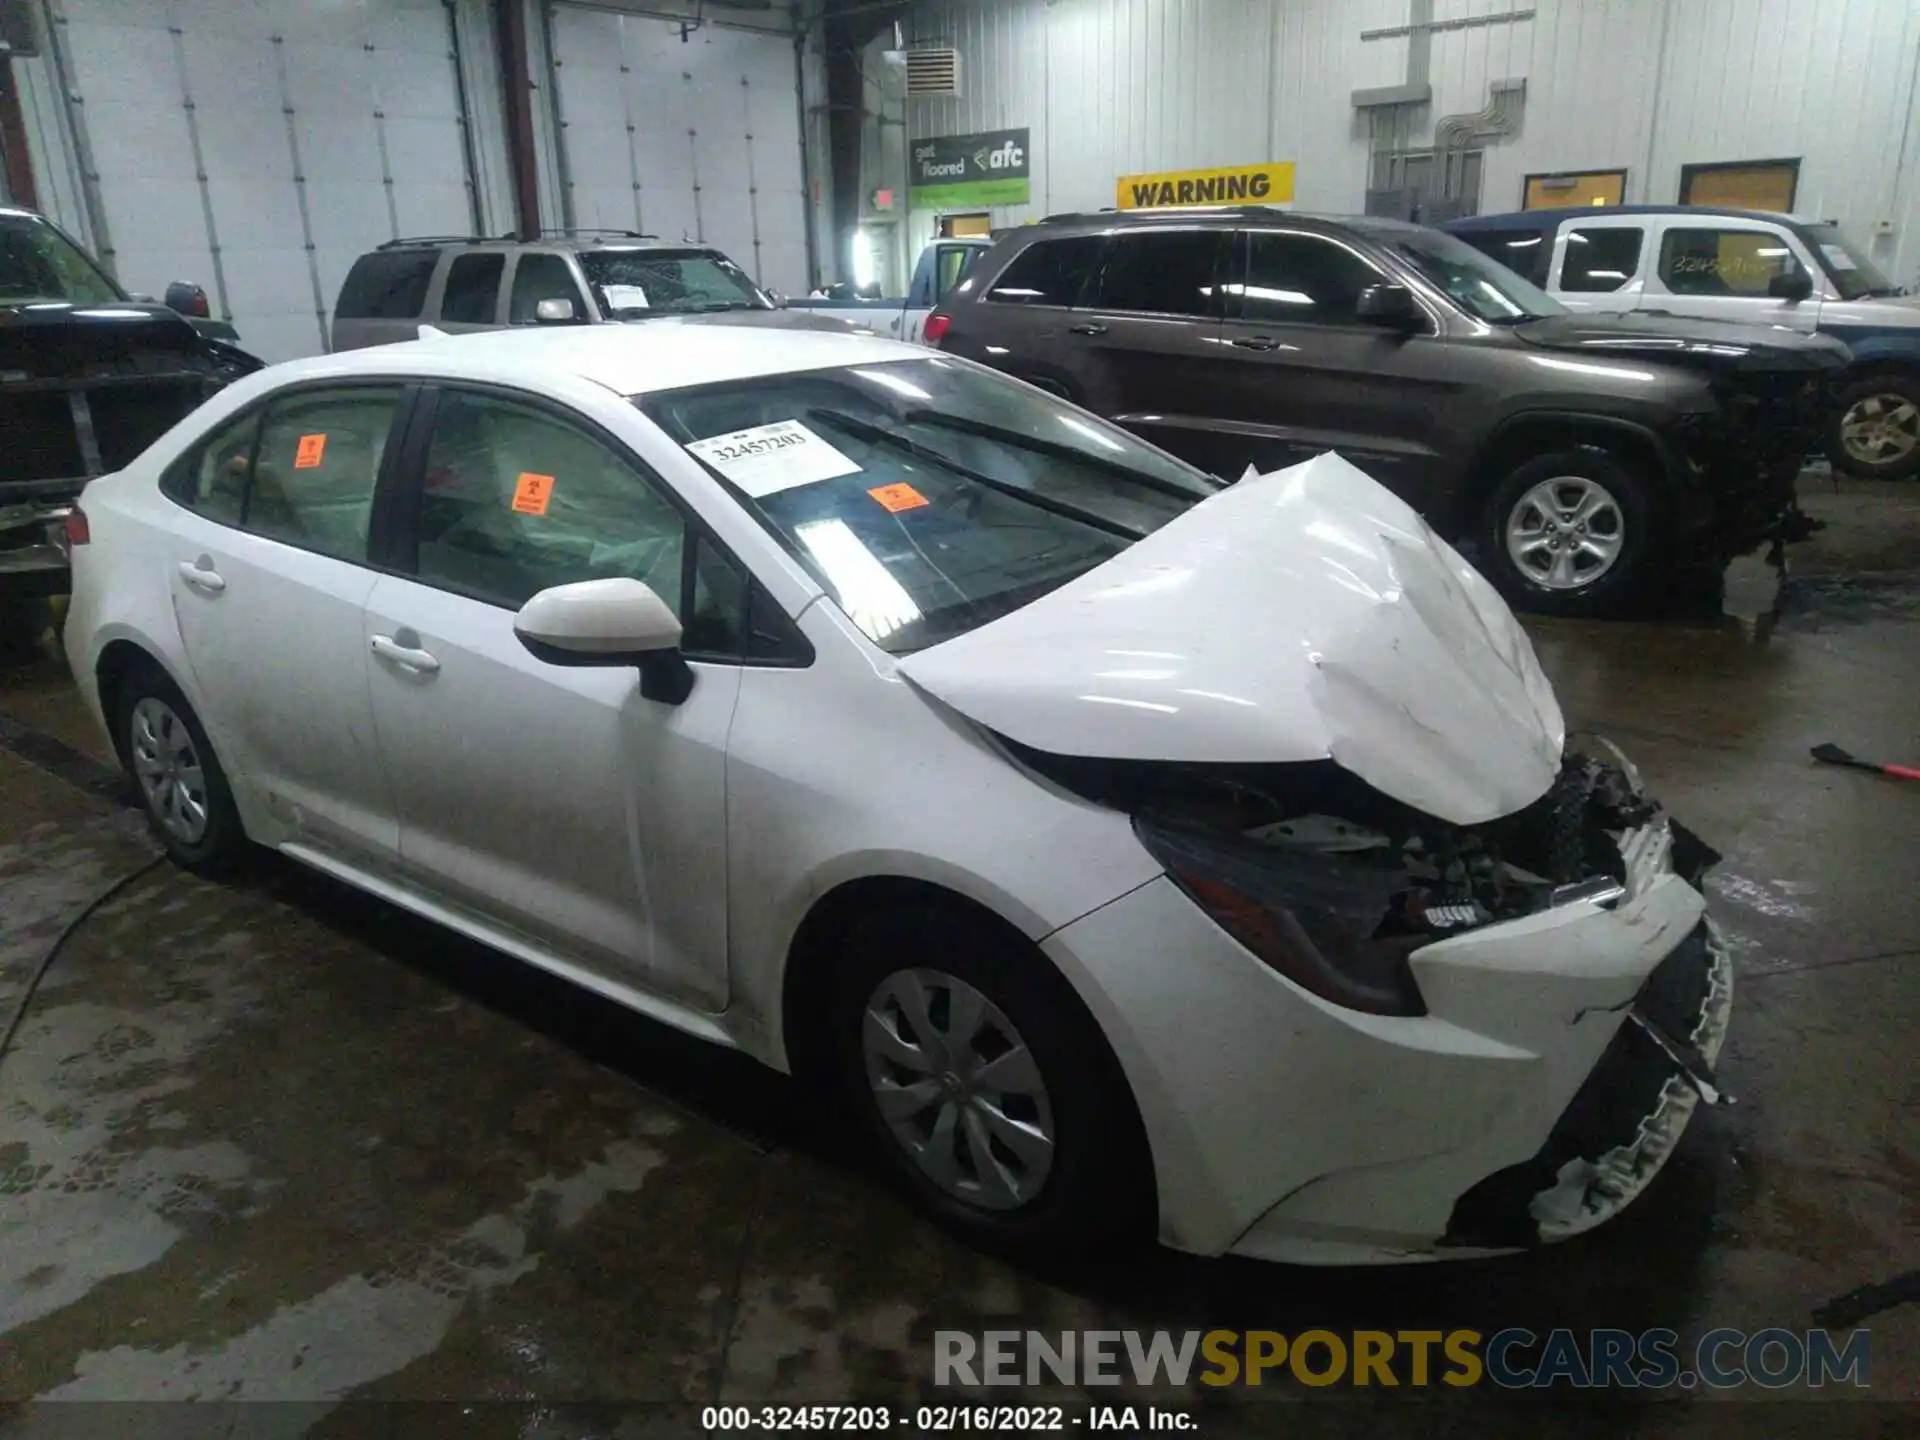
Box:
[549,6,808,297]
[57,0,475,361]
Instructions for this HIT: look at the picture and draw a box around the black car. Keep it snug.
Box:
[928,208,1851,615]
[1,206,261,652]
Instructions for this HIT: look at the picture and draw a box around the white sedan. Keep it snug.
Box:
[64,323,1731,1263]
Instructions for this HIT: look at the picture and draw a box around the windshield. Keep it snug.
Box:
[1804,224,1899,301]
[578,248,768,318]
[640,358,1219,654]
[0,214,123,305]
[1381,226,1567,323]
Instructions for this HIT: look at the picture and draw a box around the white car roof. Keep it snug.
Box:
[269,321,920,397]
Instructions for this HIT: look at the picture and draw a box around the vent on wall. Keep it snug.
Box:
[906,48,961,98]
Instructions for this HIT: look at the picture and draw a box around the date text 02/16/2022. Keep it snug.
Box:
[699,1406,1194,1431]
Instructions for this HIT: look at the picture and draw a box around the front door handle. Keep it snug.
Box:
[370,633,441,674]
[176,559,226,594]
[1068,322,1109,336]
[1230,336,1280,352]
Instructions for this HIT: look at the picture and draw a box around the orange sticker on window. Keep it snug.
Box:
[868,482,929,513]
[294,433,327,469]
[511,472,555,516]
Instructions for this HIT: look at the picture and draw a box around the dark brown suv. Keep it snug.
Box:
[928,208,1850,615]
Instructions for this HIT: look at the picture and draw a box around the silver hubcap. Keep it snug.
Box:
[861,968,1055,1211]
[1506,476,1626,591]
[129,696,209,845]
[1839,393,1920,466]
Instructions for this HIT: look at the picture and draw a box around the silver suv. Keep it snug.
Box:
[330,231,794,351]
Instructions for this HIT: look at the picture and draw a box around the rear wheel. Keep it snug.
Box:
[1830,373,1920,480]
[831,906,1151,1258]
[1479,448,1659,617]
[114,663,246,875]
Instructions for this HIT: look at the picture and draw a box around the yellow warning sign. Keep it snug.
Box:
[1116,162,1296,210]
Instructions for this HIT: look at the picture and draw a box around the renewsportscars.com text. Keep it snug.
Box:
[935,1327,1871,1391]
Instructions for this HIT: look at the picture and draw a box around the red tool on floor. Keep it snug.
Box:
[1811,743,1920,781]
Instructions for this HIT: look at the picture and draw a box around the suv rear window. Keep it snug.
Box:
[1561,227,1643,292]
[985,236,1103,306]
[1454,228,1550,286]
[335,250,437,320]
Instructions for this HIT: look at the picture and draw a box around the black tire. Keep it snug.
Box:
[830,904,1153,1259]
[113,661,247,876]
[1828,372,1920,480]
[1478,447,1661,618]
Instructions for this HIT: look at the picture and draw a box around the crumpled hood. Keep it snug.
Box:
[896,452,1565,825]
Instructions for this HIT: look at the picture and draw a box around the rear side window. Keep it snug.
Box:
[1455,228,1550,286]
[334,251,437,320]
[1084,231,1222,317]
[1561,227,1644,293]
[159,410,257,526]
[246,388,403,563]
[440,253,504,324]
[1659,227,1806,297]
[984,237,1103,306]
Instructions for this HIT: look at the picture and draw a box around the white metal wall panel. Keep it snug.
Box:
[908,0,1920,283]
[549,4,810,296]
[52,0,478,362]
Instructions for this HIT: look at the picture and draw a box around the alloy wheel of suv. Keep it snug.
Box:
[1503,476,1626,592]
[1831,375,1920,480]
[1480,448,1657,618]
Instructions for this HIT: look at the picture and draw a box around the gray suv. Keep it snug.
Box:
[930,209,1851,615]
[331,231,811,351]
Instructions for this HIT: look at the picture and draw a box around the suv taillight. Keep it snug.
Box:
[66,507,91,546]
[923,313,951,345]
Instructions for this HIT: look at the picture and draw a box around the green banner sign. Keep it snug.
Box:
[910,129,1031,209]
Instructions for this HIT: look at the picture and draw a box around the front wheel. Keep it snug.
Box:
[1478,449,1660,618]
[1829,373,1920,480]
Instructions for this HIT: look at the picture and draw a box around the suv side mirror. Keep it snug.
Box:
[1768,271,1814,302]
[514,578,694,704]
[534,297,577,324]
[1355,283,1423,330]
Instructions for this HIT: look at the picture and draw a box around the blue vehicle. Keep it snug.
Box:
[1448,206,1918,479]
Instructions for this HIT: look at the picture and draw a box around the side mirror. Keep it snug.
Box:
[513,578,694,704]
[1355,283,1423,331]
[534,297,577,324]
[1768,271,1814,302]
[764,289,788,309]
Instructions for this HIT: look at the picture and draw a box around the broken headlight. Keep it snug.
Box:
[1135,818,1427,1017]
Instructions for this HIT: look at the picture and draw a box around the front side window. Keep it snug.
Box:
[984,236,1103,306]
[1371,225,1566,323]
[246,388,401,562]
[440,253,504,324]
[1232,232,1383,326]
[412,390,749,656]
[1560,227,1645,293]
[576,249,767,317]
[509,253,586,323]
[641,358,1218,654]
[1658,228,1804,297]
[0,215,122,305]
[1085,231,1223,318]
[159,410,256,526]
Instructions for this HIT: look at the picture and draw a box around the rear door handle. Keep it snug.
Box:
[1230,336,1279,352]
[176,559,226,594]
[1068,322,1109,336]
[370,633,441,674]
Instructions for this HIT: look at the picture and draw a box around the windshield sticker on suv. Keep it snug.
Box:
[294,434,327,469]
[511,472,555,516]
[1820,244,1858,272]
[602,283,649,310]
[868,482,929,513]
[685,420,861,498]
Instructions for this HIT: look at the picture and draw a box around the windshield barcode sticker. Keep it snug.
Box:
[685,420,861,498]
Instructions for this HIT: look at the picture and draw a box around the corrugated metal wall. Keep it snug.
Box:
[905,0,1920,281]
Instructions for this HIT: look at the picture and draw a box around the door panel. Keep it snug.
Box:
[1204,229,1451,496]
[165,387,403,861]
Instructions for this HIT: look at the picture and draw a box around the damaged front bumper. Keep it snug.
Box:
[1045,765,1732,1263]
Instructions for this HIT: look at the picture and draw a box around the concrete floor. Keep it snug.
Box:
[2,478,1916,1435]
